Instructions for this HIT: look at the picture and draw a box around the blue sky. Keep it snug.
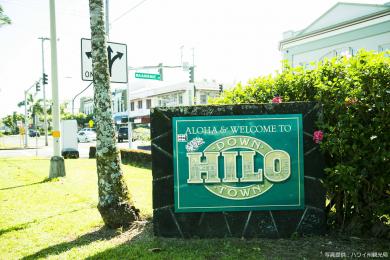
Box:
[0,0,385,117]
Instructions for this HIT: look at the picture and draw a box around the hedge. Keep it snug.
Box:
[89,146,151,169]
[212,50,390,237]
[120,148,151,169]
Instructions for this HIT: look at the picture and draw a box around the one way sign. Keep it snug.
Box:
[81,38,128,83]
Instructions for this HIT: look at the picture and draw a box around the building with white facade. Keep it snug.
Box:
[279,2,390,67]
[79,96,94,115]
[79,80,222,125]
[111,87,127,114]
[79,87,126,111]
[128,81,221,123]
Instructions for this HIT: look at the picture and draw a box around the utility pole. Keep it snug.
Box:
[49,0,65,178]
[180,45,184,65]
[24,90,28,147]
[105,0,109,38]
[38,37,50,146]
[191,47,195,67]
[158,63,163,81]
[24,82,38,147]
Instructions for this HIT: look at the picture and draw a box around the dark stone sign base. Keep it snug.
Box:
[151,102,326,238]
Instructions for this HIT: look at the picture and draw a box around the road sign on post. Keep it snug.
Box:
[135,72,161,80]
[81,38,128,83]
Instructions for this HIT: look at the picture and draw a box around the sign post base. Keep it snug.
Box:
[49,156,66,178]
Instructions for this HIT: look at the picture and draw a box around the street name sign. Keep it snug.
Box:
[135,72,161,80]
[81,38,128,83]
[172,114,304,212]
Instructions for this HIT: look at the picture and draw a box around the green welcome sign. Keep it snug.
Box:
[172,114,304,212]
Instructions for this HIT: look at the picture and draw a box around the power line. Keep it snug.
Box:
[111,0,149,24]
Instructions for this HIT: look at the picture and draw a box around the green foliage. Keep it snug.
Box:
[133,126,151,141]
[61,112,92,128]
[1,112,24,134]
[0,4,11,26]
[120,149,152,169]
[212,50,390,236]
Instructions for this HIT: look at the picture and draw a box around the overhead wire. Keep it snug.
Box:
[110,0,149,24]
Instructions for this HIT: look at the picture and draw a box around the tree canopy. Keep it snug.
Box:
[0,5,11,27]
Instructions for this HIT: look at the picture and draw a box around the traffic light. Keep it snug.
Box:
[189,66,194,83]
[36,82,41,92]
[43,73,48,85]
[219,84,223,93]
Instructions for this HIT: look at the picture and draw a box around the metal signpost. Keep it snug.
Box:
[172,114,305,212]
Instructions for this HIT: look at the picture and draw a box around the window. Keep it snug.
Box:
[146,99,151,109]
[379,43,390,54]
[130,102,134,111]
[337,47,353,58]
[117,100,120,112]
[200,94,207,104]
[138,100,143,109]
[178,94,183,105]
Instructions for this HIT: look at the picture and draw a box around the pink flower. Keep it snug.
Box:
[272,96,282,103]
[313,130,323,144]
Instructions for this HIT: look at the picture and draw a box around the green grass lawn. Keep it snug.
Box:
[0,158,388,259]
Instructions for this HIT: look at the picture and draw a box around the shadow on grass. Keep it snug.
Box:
[85,221,154,260]
[21,227,120,260]
[21,221,150,260]
[0,207,94,237]
[0,178,52,191]
[0,221,35,236]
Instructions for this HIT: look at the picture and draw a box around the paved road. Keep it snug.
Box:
[0,135,138,158]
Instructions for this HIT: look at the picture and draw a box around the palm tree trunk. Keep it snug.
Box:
[89,0,139,228]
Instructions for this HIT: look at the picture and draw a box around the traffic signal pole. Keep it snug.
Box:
[23,83,37,147]
[24,89,28,147]
[38,37,50,146]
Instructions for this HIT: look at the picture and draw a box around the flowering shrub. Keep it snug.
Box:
[272,95,282,103]
[212,50,390,236]
[313,130,324,144]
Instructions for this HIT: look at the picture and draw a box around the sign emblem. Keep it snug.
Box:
[173,114,304,212]
[188,136,290,200]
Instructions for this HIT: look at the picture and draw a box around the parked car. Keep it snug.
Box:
[77,130,96,143]
[117,127,128,143]
[29,129,40,137]
[80,128,96,133]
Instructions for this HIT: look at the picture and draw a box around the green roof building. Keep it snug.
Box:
[279,2,390,67]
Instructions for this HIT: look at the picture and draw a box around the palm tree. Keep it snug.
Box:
[18,94,44,127]
[89,0,139,228]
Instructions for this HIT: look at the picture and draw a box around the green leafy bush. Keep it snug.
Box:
[212,50,390,237]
